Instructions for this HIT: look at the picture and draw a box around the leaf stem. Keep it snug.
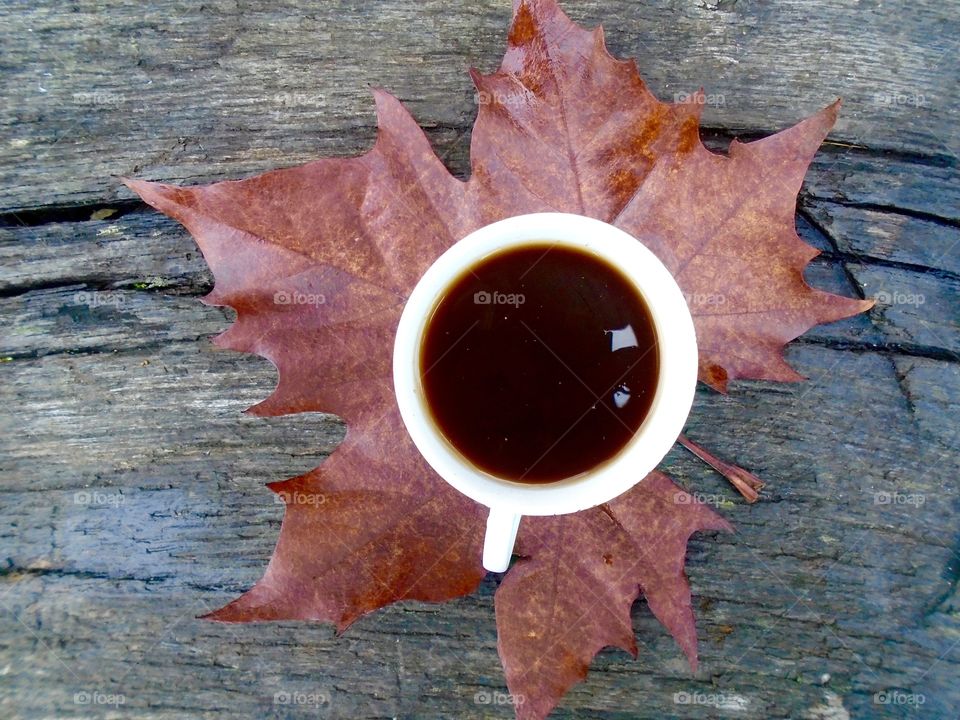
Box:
[677,434,764,503]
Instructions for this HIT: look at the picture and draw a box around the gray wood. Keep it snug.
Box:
[2,1,959,719]
[805,201,960,277]
[0,216,885,360]
[1,0,958,214]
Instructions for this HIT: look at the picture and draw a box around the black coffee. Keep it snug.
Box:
[420,244,659,483]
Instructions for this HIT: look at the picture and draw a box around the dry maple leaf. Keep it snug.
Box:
[124,0,872,717]
[499,473,731,719]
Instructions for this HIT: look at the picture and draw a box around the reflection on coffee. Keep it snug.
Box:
[420,244,659,483]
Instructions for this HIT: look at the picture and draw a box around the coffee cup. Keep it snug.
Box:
[393,213,697,572]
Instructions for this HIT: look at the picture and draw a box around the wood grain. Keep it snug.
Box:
[2,0,957,213]
[2,1,958,719]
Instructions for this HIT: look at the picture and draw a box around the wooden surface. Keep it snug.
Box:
[1,1,958,718]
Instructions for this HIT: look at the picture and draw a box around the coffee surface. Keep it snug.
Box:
[420,244,659,483]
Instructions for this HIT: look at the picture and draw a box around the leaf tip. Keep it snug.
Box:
[121,176,155,198]
[780,364,808,384]
[265,479,289,495]
[120,176,189,218]
[245,388,296,417]
[335,612,362,635]
[198,603,240,623]
[714,515,735,534]
[823,98,842,126]
[692,500,735,535]
[371,87,409,117]
[699,363,729,394]
[243,402,271,417]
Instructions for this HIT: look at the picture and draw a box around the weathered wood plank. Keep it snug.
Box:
[0,209,212,296]
[805,200,960,277]
[2,286,229,358]
[0,257,900,362]
[6,254,948,363]
[2,0,957,213]
[4,161,957,299]
[2,343,958,718]
[0,575,508,720]
[0,343,342,491]
[0,210,853,292]
[846,261,960,357]
[5,205,958,363]
[892,354,960,450]
[803,152,959,224]
[2,159,957,720]
[4,1,959,718]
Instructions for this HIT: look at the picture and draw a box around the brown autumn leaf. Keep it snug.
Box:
[498,472,732,719]
[125,0,873,717]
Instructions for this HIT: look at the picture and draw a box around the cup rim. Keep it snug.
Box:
[393,212,698,516]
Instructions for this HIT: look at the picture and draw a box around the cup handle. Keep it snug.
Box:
[482,508,521,572]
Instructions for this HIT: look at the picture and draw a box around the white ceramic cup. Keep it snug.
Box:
[393,213,698,572]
